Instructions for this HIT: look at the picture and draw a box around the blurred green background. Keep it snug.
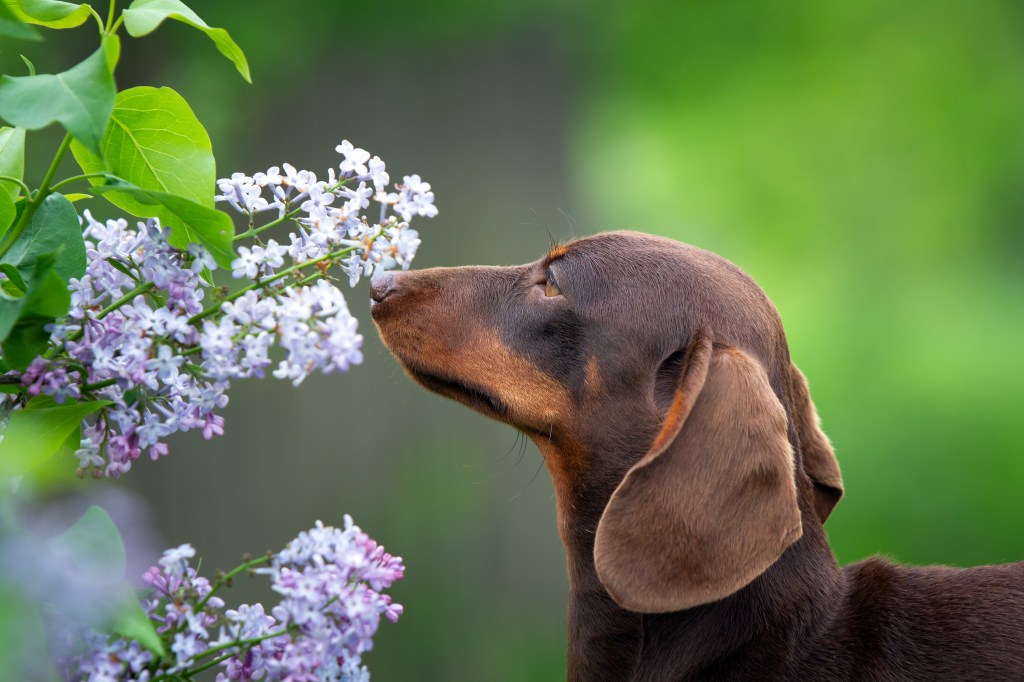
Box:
[5,0,1024,678]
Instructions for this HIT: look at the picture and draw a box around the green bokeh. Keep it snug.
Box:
[3,1,1022,678]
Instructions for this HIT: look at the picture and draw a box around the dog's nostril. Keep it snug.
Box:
[370,273,397,304]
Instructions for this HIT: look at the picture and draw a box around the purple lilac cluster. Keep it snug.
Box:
[21,212,230,477]
[5,142,435,478]
[59,517,405,682]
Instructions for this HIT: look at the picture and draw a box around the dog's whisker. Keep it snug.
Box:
[509,453,546,502]
[555,206,579,240]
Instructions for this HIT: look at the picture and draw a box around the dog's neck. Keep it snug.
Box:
[552,455,844,681]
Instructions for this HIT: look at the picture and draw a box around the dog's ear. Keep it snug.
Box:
[594,333,802,613]
[789,363,843,523]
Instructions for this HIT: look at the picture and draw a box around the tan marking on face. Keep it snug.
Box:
[533,435,588,541]
[393,319,589,504]
[452,325,570,425]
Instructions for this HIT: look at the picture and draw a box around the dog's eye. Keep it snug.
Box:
[543,269,562,297]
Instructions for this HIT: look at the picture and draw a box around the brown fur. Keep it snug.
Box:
[370,231,1024,681]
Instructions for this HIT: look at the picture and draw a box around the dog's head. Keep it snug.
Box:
[371,230,842,613]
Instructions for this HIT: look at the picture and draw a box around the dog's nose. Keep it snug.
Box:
[370,272,397,305]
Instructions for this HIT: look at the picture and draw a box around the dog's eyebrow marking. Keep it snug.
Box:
[544,242,573,264]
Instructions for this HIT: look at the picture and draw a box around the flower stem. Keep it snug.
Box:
[82,378,116,392]
[232,205,301,242]
[178,651,236,677]
[188,626,297,670]
[195,554,271,611]
[187,238,371,325]
[0,133,72,262]
[97,281,156,320]
[231,178,353,242]
[146,625,297,681]
[53,281,156,356]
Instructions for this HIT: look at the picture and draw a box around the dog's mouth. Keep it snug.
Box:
[405,364,510,422]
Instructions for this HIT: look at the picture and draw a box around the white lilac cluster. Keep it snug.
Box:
[200,280,362,386]
[6,142,435,478]
[215,139,432,288]
[58,518,405,682]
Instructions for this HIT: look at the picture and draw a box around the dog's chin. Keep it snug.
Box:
[402,362,511,424]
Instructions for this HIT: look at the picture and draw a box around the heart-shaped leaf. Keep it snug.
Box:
[0,47,114,155]
[71,86,215,216]
[123,0,250,82]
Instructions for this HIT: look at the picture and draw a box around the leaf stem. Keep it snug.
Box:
[0,133,72,262]
[49,172,115,193]
[0,176,30,198]
[105,0,117,33]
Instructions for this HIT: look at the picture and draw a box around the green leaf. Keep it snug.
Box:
[0,254,70,369]
[94,180,234,268]
[48,506,165,654]
[102,32,120,71]
[0,47,115,156]
[0,127,26,200]
[3,0,92,28]
[0,3,41,41]
[0,399,108,477]
[123,0,250,82]
[0,192,12,236]
[0,264,26,293]
[0,193,86,284]
[63,192,90,203]
[0,197,24,242]
[0,587,54,679]
[71,86,216,217]
[55,504,125,573]
[111,590,165,656]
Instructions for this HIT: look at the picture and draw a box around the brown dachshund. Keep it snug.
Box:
[370,231,1024,681]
